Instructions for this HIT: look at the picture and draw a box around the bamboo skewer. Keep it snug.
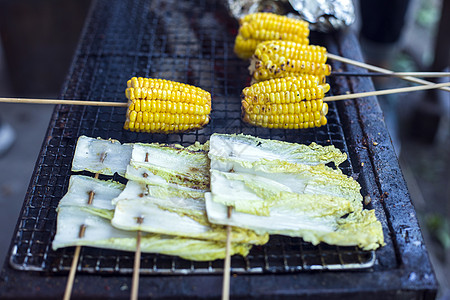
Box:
[63,227,85,300]
[131,216,144,300]
[2,81,448,109]
[324,81,450,102]
[0,97,127,106]
[222,206,233,300]
[331,71,450,78]
[328,53,450,92]
[130,152,151,300]
[63,172,100,300]
[0,69,449,108]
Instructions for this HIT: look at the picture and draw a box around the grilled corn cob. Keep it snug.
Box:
[124,77,211,133]
[241,76,329,129]
[250,41,331,82]
[234,12,310,60]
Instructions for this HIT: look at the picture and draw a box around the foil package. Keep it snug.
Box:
[226,0,355,32]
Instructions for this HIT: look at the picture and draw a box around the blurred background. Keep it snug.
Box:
[0,0,448,298]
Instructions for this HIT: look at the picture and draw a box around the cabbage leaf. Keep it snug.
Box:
[72,135,132,176]
[111,192,268,245]
[53,206,251,261]
[125,143,210,191]
[58,175,125,211]
[209,133,347,168]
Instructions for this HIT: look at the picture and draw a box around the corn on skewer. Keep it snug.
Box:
[249,41,331,82]
[241,76,329,129]
[234,11,450,92]
[1,76,448,132]
[249,42,450,82]
[124,77,212,133]
[1,77,447,109]
[0,77,213,134]
[248,41,448,82]
[241,78,450,130]
[234,12,310,60]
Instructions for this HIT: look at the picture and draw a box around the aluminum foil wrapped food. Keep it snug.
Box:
[226,0,355,32]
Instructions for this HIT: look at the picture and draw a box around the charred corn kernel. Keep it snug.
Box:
[250,41,332,82]
[234,12,310,60]
[241,76,330,105]
[124,77,211,133]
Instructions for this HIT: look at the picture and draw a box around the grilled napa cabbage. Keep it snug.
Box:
[209,158,363,214]
[53,206,251,261]
[206,133,385,250]
[72,135,132,176]
[206,193,383,250]
[208,169,355,217]
[209,133,347,168]
[58,175,125,211]
[125,142,210,191]
[111,180,206,206]
[111,181,268,245]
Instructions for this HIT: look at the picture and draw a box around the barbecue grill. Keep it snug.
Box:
[0,0,438,298]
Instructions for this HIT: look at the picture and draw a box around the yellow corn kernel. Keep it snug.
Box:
[129,110,137,122]
[136,112,143,123]
[125,87,134,100]
[314,110,321,120]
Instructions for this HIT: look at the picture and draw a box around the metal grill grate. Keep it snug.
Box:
[9,0,376,274]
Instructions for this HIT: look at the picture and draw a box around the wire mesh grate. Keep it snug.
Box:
[9,0,375,274]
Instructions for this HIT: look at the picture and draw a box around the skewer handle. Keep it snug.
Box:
[63,245,82,300]
[63,174,99,300]
[131,230,142,300]
[327,53,450,92]
[324,81,450,102]
[0,97,127,107]
[331,71,450,78]
[222,206,233,300]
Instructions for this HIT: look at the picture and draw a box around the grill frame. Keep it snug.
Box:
[0,0,437,298]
